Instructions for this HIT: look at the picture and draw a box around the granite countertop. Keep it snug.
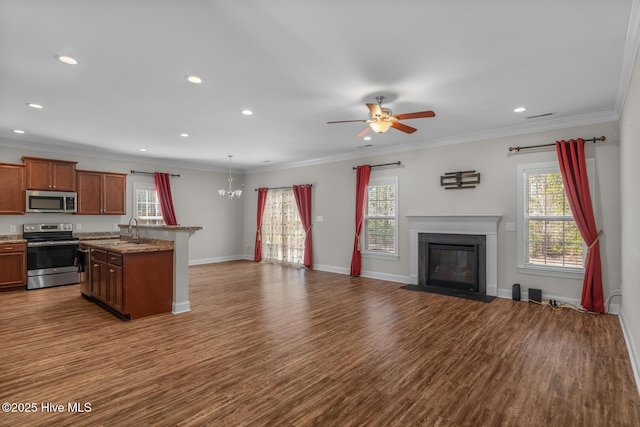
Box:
[80,238,174,254]
[117,224,203,232]
[0,235,26,244]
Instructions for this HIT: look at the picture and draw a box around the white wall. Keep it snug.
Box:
[0,145,244,262]
[243,121,621,304]
[620,42,640,384]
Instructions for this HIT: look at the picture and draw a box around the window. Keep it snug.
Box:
[517,160,594,279]
[134,183,164,225]
[261,188,305,267]
[363,176,398,259]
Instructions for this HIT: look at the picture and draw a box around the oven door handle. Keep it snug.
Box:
[27,240,80,247]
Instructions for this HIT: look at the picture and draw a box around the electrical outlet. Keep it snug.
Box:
[316,216,324,222]
[505,222,516,232]
[75,223,82,231]
[9,225,16,233]
[113,223,119,230]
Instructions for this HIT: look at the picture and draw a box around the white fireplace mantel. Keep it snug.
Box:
[407,215,502,296]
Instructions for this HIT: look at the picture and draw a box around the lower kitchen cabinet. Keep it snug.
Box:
[89,248,173,319]
[0,242,27,289]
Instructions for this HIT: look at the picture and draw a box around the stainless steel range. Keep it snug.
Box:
[23,223,79,290]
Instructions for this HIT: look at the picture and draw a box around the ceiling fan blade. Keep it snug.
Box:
[327,119,368,124]
[366,103,382,118]
[393,110,436,120]
[391,121,417,134]
[355,126,371,138]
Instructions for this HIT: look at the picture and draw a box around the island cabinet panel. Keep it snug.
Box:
[0,163,26,214]
[22,157,77,191]
[77,170,127,215]
[90,249,108,303]
[88,247,173,319]
[106,253,123,312]
[0,242,27,289]
[123,250,174,319]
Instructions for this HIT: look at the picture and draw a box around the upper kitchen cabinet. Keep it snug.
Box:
[77,170,127,215]
[22,157,77,191]
[0,162,26,214]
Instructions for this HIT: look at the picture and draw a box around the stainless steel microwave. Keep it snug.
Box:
[26,190,77,213]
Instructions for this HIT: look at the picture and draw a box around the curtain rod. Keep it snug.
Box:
[130,170,181,177]
[508,136,605,153]
[254,185,313,191]
[352,161,401,170]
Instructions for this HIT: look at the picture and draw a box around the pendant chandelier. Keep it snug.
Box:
[218,155,243,200]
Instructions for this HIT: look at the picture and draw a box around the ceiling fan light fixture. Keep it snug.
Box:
[370,121,392,133]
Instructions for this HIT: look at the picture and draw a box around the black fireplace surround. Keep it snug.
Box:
[418,233,486,295]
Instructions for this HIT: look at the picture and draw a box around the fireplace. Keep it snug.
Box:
[408,215,501,297]
[419,233,486,295]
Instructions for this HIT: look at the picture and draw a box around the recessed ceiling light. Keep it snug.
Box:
[26,103,44,109]
[139,148,147,152]
[363,136,372,141]
[242,110,253,115]
[180,133,189,137]
[514,107,526,113]
[13,129,25,134]
[57,55,78,65]
[186,75,202,84]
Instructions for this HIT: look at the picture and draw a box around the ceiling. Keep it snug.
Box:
[1,1,638,173]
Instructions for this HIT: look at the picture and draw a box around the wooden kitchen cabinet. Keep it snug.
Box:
[106,253,123,313]
[0,242,27,290]
[22,157,77,191]
[90,249,108,303]
[77,170,127,215]
[0,162,26,214]
[89,247,173,319]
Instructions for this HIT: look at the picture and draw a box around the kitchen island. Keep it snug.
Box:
[80,238,174,319]
[117,224,203,314]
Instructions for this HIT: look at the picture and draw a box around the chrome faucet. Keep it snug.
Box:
[127,217,140,243]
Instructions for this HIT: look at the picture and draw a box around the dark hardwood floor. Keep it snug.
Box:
[1,260,638,426]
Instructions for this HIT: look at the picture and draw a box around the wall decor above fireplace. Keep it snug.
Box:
[440,170,480,189]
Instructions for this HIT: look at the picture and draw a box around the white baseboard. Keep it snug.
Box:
[495,288,620,314]
[189,255,248,266]
[313,265,409,284]
[172,301,191,314]
[314,264,349,275]
[619,307,640,395]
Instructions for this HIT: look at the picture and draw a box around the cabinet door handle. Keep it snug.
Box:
[3,247,13,250]
[93,264,99,267]
[109,269,115,273]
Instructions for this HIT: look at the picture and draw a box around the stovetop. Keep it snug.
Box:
[23,223,76,241]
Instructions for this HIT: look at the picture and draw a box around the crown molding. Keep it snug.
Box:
[615,0,640,113]
[244,110,619,174]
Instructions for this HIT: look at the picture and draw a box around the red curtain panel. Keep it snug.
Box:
[556,139,604,313]
[154,172,178,226]
[293,184,313,269]
[254,188,268,262]
[350,165,371,276]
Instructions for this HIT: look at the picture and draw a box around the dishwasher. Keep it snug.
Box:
[76,246,92,298]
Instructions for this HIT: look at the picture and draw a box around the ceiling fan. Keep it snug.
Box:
[327,96,435,137]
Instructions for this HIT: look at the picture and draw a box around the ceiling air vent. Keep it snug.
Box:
[526,112,555,119]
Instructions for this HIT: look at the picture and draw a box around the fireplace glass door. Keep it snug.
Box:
[428,243,478,292]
